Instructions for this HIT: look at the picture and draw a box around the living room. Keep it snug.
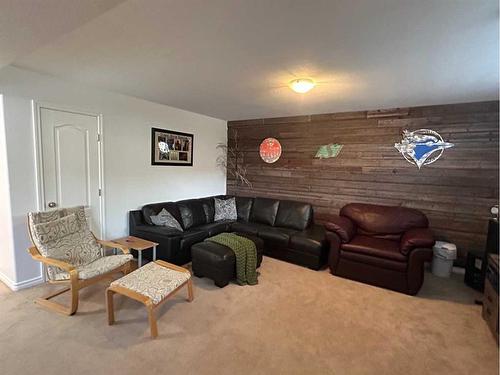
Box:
[0,1,498,374]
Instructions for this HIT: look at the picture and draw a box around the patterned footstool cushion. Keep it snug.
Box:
[110,262,191,305]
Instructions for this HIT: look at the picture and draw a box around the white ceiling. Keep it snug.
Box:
[0,0,125,70]
[7,0,500,120]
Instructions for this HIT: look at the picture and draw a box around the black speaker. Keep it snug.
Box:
[465,249,486,291]
[464,219,499,291]
[486,219,499,255]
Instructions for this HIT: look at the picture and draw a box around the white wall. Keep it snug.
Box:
[0,66,227,289]
[0,95,17,286]
[2,95,42,287]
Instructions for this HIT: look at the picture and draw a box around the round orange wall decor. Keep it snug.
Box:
[259,138,282,163]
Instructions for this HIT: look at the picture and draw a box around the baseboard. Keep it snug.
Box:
[0,271,43,291]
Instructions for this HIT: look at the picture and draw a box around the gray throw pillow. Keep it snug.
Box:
[150,208,183,231]
[214,197,237,221]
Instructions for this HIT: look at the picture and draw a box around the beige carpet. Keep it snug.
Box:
[0,257,497,375]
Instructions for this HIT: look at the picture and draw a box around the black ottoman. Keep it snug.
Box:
[191,233,264,287]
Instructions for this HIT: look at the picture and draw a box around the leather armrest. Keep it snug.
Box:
[400,228,435,255]
[324,215,356,243]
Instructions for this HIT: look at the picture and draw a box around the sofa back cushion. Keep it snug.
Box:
[340,203,428,240]
[250,198,280,226]
[199,197,215,223]
[142,202,182,227]
[177,199,207,230]
[275,200,312,230]
[236,196,253,222]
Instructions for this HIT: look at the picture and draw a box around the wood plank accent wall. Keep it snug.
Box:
[227,101,499,262]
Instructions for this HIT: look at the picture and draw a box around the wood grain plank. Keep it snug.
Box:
[227,101,499,261]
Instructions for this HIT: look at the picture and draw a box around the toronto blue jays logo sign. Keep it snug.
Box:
[394,129,454,169]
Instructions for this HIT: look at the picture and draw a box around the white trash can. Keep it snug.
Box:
[431,241,457,278]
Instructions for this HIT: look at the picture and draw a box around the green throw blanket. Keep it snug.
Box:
[206,233,258,285]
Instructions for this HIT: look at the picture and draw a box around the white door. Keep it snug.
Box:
[39,107,103,237]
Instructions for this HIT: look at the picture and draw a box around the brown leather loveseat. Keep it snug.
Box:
[325,203,435,295]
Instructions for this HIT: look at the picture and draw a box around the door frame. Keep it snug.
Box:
[32,101,106,238]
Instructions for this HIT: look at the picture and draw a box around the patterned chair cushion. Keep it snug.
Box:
[51,254,133,281]
[111,262,191,305]
[33,212,101,263]
[34,213,82,245]
[28,206,129,281]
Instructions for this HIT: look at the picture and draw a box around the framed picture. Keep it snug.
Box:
[151,127,193,166]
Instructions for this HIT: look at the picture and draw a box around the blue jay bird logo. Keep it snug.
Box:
[395,129,454,169]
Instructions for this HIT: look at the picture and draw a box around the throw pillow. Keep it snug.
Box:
[150,208,183,231]
[214,197,237,221]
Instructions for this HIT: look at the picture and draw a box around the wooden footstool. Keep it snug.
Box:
[106,260,193,338]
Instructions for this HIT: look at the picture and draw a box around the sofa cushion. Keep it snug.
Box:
[340,203,429,237]
[214,197,237,221]
[196,220,233,237]
[341,235,406,262]
[236,196,253,222]
[178,200,207,230]
[180,229,208,252]
[275,200,312,230]
[257,227,295,248]
[142,202,182,226]
[250,197,280,226]
[199,197,215,223]
[230,221,269,236]
[131,225,183,238]
[289,225,327,256]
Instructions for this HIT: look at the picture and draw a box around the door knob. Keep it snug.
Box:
[48,202,57,208]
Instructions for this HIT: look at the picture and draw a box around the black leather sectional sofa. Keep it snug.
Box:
[129,195,329,270]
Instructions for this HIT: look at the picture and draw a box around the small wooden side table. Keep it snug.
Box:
[111,236,158,267]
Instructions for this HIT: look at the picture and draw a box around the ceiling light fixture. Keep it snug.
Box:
[289,78,315,93]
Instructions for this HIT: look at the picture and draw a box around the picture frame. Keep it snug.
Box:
[151,127,194,166]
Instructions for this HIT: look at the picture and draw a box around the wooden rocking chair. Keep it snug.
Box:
[27,206,133,316]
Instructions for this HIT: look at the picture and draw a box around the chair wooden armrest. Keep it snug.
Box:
[27,247,76,271]
[155,259,191,274]
[97,239,130,254]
